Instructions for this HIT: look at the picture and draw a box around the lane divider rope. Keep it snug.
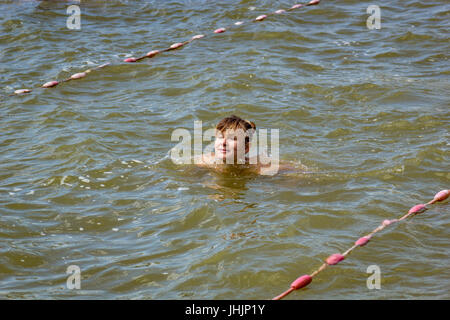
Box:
[9,0,321,96]
[272,189,449,300]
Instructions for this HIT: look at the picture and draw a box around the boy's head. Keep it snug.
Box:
[214,115,256,163]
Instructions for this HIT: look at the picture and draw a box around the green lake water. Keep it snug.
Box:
[0,0,449,299]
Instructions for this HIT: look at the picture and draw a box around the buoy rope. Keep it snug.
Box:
[272,189,449,300]
[9,0,321,97]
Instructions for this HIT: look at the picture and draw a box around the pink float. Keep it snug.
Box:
[70,72,86,79]
[326,254,345,265]
[42,81,59,88]
[255,15,267,21]
[169,42,184,50]
[191,34,204,40]
[146,50,159,57]
[433,190,449,202]
[408,204,427,215]
[290,275,312,290]
[14,89,31,94]
[355,236,371,247]
[214,28,226,33]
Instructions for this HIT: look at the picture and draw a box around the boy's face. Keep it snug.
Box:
[214,129,249,163]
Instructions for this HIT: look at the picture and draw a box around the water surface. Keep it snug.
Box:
[0,0,449,299]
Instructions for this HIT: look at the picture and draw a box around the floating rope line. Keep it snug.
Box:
[272,189,450,300]
[9,0,321,96]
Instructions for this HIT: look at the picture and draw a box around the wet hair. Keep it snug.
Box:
[216,115,256,144]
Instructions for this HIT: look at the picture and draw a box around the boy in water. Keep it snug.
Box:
[195,115,285,175]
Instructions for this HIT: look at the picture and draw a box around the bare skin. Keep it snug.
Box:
[194,129,298,176]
